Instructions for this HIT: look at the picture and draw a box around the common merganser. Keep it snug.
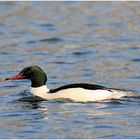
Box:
[5,66,131,102]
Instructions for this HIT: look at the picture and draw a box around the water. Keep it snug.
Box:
[0,1,140,139]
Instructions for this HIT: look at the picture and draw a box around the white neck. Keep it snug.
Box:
[30,85,50,99]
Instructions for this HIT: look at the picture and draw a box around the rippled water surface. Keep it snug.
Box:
[0,1,140,139]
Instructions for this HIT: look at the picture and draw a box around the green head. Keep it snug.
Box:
[5,66,47,87]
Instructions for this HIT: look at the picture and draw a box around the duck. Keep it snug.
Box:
[5,66,131,102]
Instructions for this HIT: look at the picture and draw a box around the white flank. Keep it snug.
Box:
[30,85,132,102]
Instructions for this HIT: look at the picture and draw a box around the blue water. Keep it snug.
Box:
[0,1,140,139]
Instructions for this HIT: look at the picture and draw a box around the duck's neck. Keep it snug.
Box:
[30,85,50,99]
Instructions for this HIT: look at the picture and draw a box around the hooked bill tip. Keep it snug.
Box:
[5,78,9,81]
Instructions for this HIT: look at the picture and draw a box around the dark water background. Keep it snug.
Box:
[0,1,140,138]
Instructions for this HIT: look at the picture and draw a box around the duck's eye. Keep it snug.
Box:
[25,71,30,75]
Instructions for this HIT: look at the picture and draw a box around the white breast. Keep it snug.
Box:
[30,85,50,98]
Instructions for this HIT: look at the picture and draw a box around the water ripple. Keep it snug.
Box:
[39,37,64,44]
